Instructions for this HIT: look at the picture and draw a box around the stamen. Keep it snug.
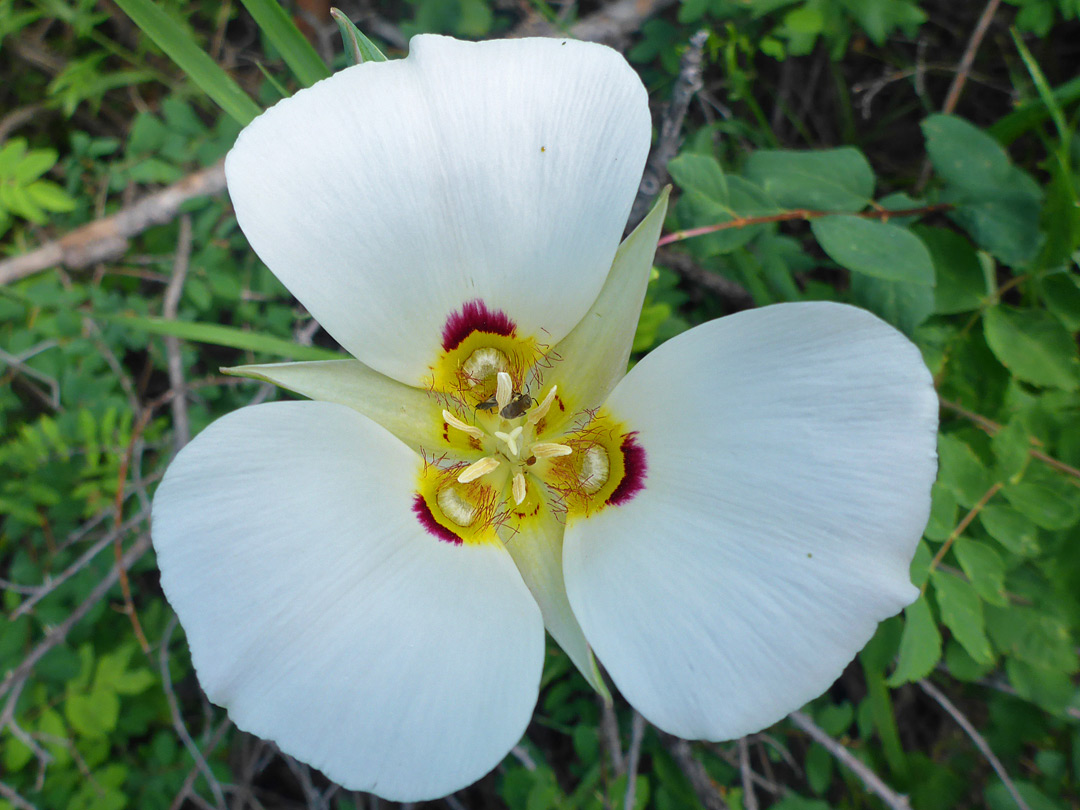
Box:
[531,442,573,458]
[579,445,610,494]
[457,456,501,483]
[436,486,477,527]
[495,371,513,412]
[494,425,524,456]
[442,409,483,440]
[512,473,527,505]
[526,385,558,425]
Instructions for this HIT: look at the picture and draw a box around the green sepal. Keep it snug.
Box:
[330,8,388,65]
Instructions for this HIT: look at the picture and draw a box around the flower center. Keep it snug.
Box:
[415,304,647,546]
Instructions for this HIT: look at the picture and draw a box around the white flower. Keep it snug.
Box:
[152,35,939,802]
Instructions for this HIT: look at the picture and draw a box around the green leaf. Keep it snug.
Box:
[986,780,1066,810]
[330,8,388,64]
[849,273,935,335]
[937,434,994,508]
[1041,271,1080,332]
[983,305,1078,390]
[978,504,1041,556]
[931,570,994,665]
[13,148,57,183]
[743,147,874,212]
[1003,479,1080,530]
[101,314,342,361]
[113,0,262,125]
[945,639,994,682]
[65,689,119,738]
[887,596,942,686]
[954,539,1008,607]
[26,179,77,213]
[0,138,27,178]
[240,0,330,86]
[811,216,935,285]
[914,225,987,314]
[985,606,1078,673]
[1006,658,1074,715]
[924,481,958,542]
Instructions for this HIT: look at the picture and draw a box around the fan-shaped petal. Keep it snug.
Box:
[152,402,544,800]
[225,35,650,385]
[563,303,938,740]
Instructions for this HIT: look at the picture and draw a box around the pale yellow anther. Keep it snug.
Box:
[457,456,501,484]
[526,385,558,425]
[442,409,483,440]
[512,473,527,505]
[494,425,524,457]
[495,371,513,412]
[531,442,573,459]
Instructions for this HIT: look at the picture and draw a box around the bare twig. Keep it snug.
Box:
[168,718,232,810]
[923,481,1003,588]
[629,29,708,228]
[601,698,626,776]
[161,615,228,810]
[0,160,226,285]
[738,738,758,810]
[662,737,731,810]
[788,711,911,810]
[622,712,647,810]
[0,781,37,810]
[917,679,1031,810]
[655,249,754,311]
[164,215,193,452]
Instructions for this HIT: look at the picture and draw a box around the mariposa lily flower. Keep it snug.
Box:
[152,34,938,801]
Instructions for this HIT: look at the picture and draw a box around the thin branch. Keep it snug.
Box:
[788,711,911,810]
[629,29,708,228]
[738,738,758,810]
[512,0,678,45]
[0,780,37,810]
[0,160,226,285]
[622,712,647,810]
[168,718,232,810]
[917,679,1031,810]
[161,615,228,810]
[942,0,1003,115]
[923,481,1003,587]
[600,698,626,776]
[655,248,755,311]
[662,737,731,810]
[163,215,193,452]
[657,203,953,247]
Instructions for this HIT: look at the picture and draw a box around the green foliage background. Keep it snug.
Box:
[1,1,1079,808]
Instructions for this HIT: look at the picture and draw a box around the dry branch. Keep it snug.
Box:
[623,712,647,810]
[662,737,731,810]
[788,711,912,810]
[0,159,226,286]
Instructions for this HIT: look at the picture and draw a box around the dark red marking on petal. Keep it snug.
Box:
[412,493,463,546]
[607,432,647,506]
[441,299,516,351]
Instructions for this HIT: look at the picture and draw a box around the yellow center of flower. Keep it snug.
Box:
[413,339,645,547]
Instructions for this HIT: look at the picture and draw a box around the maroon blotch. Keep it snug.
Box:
[441,299,516,351]
[412,493,463,546]
[607,432,647,506]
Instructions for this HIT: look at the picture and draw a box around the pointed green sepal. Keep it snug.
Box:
[537,187,670,423]
[330,8,388,65]
[225,359,445,451]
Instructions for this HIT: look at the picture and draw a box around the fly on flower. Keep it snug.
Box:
[152,35,938,801]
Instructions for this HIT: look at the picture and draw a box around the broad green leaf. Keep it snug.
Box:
[102,314,342,361]
[849,273,935,335]
[113,0,262,125]
[0,138,27,178]
[986,780,1066,810]
[991,419,1031,481]
[26,179,77,212]
[914,225,986,314]
[240,0,330,86]
[1006,658,1074,715]
[924,481,958,542]
[1003,480,1080,530]
[931,570,994,664]
[978,504,1040,556]
[330,8,388,64]
[811,216,935,285]
[910,540,933,588]
[887,596,942,686]
[743,147,873,212]
[13,148,57,183]
[983,306,1079,390]
[945,639,994,682]
[937,434,994,508]
[65,689,120,738]
[986,606,1078,673]
[1041,271,1080,332]
[954,539,1008,606]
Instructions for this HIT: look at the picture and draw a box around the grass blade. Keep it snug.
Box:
[240,0,331,86]
[113,0,262,125]
[102,314,343,361]
[329,8,388,65]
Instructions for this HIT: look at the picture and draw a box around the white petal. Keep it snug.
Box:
[563,303,938,740]
[226,35,650,385]
[152,402,544,800]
